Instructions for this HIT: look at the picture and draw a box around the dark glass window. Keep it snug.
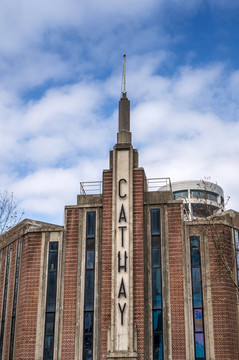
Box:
[43,242,58,360]
[192,268,203,308]
[86,251,94,269]
[84,312,93,333]
[86,212,96,238]
[192,204,218,218]
[9,239,21,360]
[151,209,161,235]
[191,190,205,199]
[190,236,205,360]
[153,332,163,360]
[151,209,163,360]
[152,248,161,267]
[206,192,217,202]
[0,245,11,359]
[235,230,239,284]
[152,268,162,308]
[191,190,218,203]
[173,190,188,200]
[84,271,94,310]
[83,335,93,360]
[83,212,96,360]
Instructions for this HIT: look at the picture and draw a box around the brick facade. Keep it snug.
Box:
[61,208,79,360]
[168,204,186,360]
[133,169,145,360]
[3,241,16,359]
[16,232,42,359]
[208,224,239,359]
[100,170,113,360]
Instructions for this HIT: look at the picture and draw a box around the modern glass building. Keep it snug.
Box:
[172,180,224,220]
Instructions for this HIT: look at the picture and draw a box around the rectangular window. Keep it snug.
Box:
[151,209,163,360]
[83,212,96,360]
[0,245,11,359]
[234,229,239,284]
[9,238,21,360]
[190,236,206,360]
[43,242,58,360]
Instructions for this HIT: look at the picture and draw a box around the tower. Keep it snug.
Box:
[107,66,138,358]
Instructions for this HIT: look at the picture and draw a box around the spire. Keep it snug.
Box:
[122,54,126,95]
[118,54,131,143]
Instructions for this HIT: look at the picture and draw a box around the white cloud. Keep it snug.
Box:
[1,54,239,222]
[0,0,239,224]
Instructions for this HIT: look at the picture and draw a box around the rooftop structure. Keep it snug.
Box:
[172,180,224,220]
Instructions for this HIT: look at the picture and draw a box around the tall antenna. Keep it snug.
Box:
[121,54,126,95]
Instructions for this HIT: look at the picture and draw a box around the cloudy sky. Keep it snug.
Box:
[1,0,239,225]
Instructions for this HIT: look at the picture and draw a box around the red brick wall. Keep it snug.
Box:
[0,247,7,325]
[100,171,112,359]
[208,224,239,359]
[133,169,145,360]
[3,241,16,359]
[61,208,79,360]
[15,232,42,359]
[168,204,186,359]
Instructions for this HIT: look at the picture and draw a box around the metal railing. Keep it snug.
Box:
[80,181,102,195]
[80,178,171,194]
[146,177,172,192]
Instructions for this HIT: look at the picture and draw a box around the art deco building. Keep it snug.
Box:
[0,88,239,360]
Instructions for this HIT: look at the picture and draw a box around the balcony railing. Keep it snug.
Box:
[80,181,102,195]
[80,178,172,195]
[146,177,172,192]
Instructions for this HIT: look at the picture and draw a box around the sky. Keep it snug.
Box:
[1,0,239,225]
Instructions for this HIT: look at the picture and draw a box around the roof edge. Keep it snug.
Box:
[0,218,63,247]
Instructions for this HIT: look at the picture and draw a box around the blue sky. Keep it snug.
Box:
[1,0,239,224]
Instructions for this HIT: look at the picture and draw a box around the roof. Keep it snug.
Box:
[0,218,63,249]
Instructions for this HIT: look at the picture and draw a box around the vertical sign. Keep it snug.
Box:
[112,148,133,351]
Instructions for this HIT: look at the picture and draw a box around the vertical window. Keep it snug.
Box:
[234,229,239,284]
[151,209,163,360]
[83,212,96,360]
[43,242,58,360]
[190,236,205,360]
[0,245,11,359]
[9,239,21,360]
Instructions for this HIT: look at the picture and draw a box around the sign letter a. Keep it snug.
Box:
[118,204,127,223]
[118,278,127,298]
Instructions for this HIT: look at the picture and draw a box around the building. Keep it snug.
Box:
[172,180,224,220]
[0,88,239,360]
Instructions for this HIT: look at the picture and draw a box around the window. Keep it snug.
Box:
[191,190,205,200]
[190,236,205,360]
[234,230,239,284]
[83,212,96,360]
[206,192,217,202]
[151,209,163,360]
[191,190,218,203]
[43,242,58,360]
[9,239,21,360]
[173,190,188,200]
[192,204,218,218]
[0,246,11,358]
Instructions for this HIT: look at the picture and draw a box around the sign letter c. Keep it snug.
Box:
[119,178,127,198]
